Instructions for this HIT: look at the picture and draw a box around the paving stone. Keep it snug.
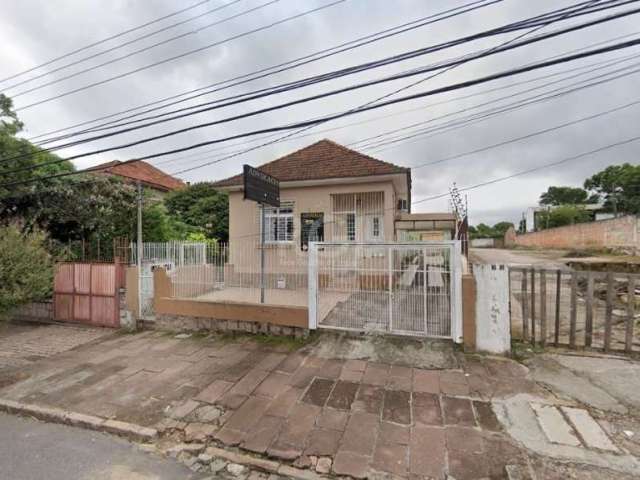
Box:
[390,365,412,378]
[184,422,218,442]
[196,380,234,404]
[259,353,287,372]
[352,384,384,415]
[412,369,440,393]
[315,457,332,474]
[302,378,335,407]
[304,428,343,456]
[561,406,618,452]
[344,359,367,372]
[483,435,528,479]
[193,405,223,423]
[410,425,446,479]
[439,372,470,396]
[289,366,319,389]
[255,372,292,398]
[320,359,344,379]
[218,392,249,410]
[315,406,348,431]
[214,427,245,446]
[242,415,283,454]
[442,396,475,427]
[412,392,442,426]
[467,374,494,399]
[339,368,364,383]
[169,399,201,419]
[266,387,302,418]
[362,363,389,386]
[275,353,307,374]
[372,442,408,476]
[224,396,270,432]
[228,368,270,396]
[332,451,370,479]
[473,401,502,432]
[379,421,410,445]
[270,403,320,457]
[382,390,411,425]
[326,380,359,410]
[387,375,412,391]
[531,403,580,446]
[340,412,379,456]
[305,356,326,369]
[446,427,487,480]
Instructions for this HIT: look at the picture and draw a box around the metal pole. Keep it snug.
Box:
[137,181,143,319]
[260,203,266,304]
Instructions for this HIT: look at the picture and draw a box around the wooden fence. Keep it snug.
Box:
[509,267,638,355]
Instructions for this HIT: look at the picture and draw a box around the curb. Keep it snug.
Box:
[0,398,157,443]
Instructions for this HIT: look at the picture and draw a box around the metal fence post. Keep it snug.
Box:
[308,242,318,330]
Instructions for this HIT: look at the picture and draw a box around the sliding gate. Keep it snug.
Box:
[309,242,462,340]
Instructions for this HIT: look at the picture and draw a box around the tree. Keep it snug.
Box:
[584,163,640,215]
[469,222,514,239]
[539,186,596,206]
[0,224,53,316]
[164,182,229,240]
[536,205,591,229]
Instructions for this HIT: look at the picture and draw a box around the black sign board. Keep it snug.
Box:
[243,165,280,207]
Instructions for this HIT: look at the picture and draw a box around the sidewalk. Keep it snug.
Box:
[0,325,638,479]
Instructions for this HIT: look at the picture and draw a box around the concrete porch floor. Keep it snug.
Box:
[1,324,639,479]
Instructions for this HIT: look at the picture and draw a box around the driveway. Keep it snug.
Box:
[0,413,204,480]
[470,248,570,269]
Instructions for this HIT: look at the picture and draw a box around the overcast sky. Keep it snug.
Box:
[1,0,639,226]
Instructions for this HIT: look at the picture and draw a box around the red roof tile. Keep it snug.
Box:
[89,160,184,191]
[212,139,408,187]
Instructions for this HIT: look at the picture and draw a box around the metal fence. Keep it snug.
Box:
[309,242,462,339]
[509,267,639,354]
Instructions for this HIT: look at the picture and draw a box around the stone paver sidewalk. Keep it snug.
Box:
[1,328,637,479]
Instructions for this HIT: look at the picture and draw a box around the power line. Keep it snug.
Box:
[33,0,499,146]
[7,0,637,169]
[33,0,634,149]
[0,0,247,92]
[13,0,348,112]
[26,0,497,144]
[3,0,279,96]
[4,32,640,188]
[412,134,640,205]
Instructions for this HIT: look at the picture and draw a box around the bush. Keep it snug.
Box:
[0,224,54,317]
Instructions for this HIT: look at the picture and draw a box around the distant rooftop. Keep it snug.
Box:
[89,160,184,192]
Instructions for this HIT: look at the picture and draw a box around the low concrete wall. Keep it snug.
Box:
[10,301,54,322]
[153,269,308,335]
[505,215,640,253]
[470,238,504,248]
[473,264,510,355]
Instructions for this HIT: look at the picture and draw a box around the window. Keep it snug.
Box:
[372,217,380,237]
[261,202,294,242]
[346,213,356,241]
[301,213,324,251]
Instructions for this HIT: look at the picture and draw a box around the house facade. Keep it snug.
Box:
[213,139,412,249]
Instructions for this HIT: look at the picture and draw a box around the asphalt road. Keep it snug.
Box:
[0,413,208,480]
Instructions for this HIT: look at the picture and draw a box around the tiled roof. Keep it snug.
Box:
[212,139,409,187]
[89,160,184,191]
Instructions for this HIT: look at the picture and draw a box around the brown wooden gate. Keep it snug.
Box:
[54,263,122,328]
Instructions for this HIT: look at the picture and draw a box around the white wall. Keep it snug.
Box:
[473,264,510,354]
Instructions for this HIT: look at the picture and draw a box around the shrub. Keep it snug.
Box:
[0,224,53,317]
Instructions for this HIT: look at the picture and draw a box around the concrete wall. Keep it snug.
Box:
[473,264,510,355]
[470,238,504,248]
[10,301,53,322]
[505,215,640,253]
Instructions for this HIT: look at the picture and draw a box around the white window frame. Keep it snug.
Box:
[261,202,294,243]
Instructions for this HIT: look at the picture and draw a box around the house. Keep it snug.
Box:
[525,203,613,232]
[89,160,184,195]
[213,139,421,249]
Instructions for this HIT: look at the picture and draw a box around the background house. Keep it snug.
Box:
[89,160,184,196]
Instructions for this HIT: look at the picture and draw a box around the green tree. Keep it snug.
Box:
[536,205,591,229]
[539,186,596,206]
[0,224,53,316]
[584,163,640,215]
[164,182,228,240]
[492,221,514,237]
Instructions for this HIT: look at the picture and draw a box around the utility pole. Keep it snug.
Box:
[260,203,265,304]
[137,181,143,320]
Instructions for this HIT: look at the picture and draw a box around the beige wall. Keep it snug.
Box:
[227,180,400,271]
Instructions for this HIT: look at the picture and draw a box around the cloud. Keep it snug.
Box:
[1,0,639,226]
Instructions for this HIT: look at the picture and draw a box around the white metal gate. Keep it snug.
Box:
[131,242,207,319]
[308,242,462,340]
